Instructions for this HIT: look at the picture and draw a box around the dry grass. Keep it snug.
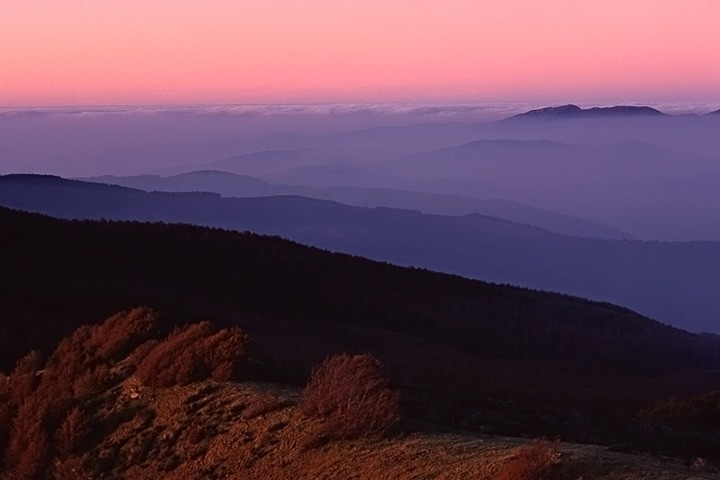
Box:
[1,309,718,479]
[495,439,563,480]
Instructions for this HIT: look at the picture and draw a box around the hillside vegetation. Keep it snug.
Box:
[3,174,720,332]
[2,207,720,457]
[1,308,717,479]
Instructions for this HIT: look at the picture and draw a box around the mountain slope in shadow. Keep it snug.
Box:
[1,174,720,332]
[2,205,720,382]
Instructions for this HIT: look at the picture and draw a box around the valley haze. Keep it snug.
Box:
[2,102,720,335]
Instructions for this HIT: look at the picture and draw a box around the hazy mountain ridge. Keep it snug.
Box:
[2,174,720,332]
[84,171,629,239]
[511,104,665,119]
[394,137,720,240]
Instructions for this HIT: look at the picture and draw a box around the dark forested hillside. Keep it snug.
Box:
[2,205,720,410]
[2,174,720,332]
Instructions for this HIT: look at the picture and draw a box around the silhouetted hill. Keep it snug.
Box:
[511,104,665,119]
[2,174,720,332]
[5,206,720,453]
[85,171,628,239]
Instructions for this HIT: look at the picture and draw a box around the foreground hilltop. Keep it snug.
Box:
[2,206,720,461]
[1,308,716,479]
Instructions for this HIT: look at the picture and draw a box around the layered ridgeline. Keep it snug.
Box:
[509,104,665,119]
[4,205,720,461]
[2,174,720,332]
[2,204,720,386]
[84,170,628,240]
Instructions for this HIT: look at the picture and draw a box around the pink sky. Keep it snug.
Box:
[3,0,720,106]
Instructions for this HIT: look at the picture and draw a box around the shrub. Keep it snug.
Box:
[495,440,562,480]
[135,322,214,387]
[299,353,399,439]
[87,307,159,361]
[199,327,250,375]
[51,455,91,480]
[3,419,50,480]
[55,407,88,458]
[7,350,43,402]
[135,322,250,387]
[210,361,234,382]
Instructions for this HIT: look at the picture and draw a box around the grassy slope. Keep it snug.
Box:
[86,379,715,480]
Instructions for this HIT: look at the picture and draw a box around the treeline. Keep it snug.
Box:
[3,206,720,442]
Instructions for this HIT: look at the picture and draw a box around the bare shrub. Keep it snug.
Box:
[55,408,88,458]
[496,440,562,480]
[127,339,160,368]
[87,307,159,361]
[45,327,92,380]
[135,322,249,387]
[3,420,50,480]
[199,327,250,376]
[52,455,91,480]
[299,353,399,439]
[8,350,43,402]
[210,361,234,382]
[0,373,15,454]
[135,322,213,387]
[12,350,43,376]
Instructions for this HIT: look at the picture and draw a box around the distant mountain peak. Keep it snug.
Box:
[512,104,665,119]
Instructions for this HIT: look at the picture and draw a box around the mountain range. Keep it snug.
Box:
[2,174,720,333]
[4,207,720,475]
[511,104,665,119]
[85,170,628,239]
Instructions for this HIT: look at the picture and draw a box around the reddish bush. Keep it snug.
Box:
[86,307,159,361]
[135,322,213,387]
[55,407,88,458]
[0,309,249,477]
[210,361,234,382]
[496,440,562,480]
[12,350,43,376]
[299,353,399,439]
[7,350,43,402]
[135,322,249,387]
[127,339,160,368]
[200,327,250,375]
[52,455,91,480]
[3,419,50,480]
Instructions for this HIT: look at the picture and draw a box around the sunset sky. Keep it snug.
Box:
[3,0,720,106]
